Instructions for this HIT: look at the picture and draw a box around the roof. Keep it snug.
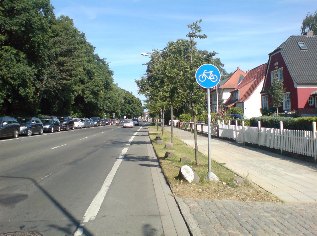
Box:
[220,67,247,89]
[225,64,267,105]
[270,35,317,85]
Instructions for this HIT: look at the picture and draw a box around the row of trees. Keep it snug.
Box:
[136,20,227,163]
[0,0,142,118]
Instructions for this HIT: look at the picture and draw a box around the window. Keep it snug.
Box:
[308,96,314,106]
[283,92,291,111]
[261,95,268,109]
[298,42,308,50]
[233,91,239,101]
[238,75,244,85]
[270,67,283,84]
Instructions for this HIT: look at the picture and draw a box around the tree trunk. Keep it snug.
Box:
[194,114,198,165]
[156,115,159,131]
[161,107,165,136]
[170,105,173,144]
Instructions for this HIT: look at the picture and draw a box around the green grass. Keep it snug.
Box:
[149,126,281,202]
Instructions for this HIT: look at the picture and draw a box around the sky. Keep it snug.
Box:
[50,0,316,102]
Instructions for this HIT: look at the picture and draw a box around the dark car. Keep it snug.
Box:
[58,116,74,131]
[90,117,101,127]
[229,114,244,119]
[0,116,20,139]
[18,117,43,136]
[41,117,61,133]
[132,118,139,126]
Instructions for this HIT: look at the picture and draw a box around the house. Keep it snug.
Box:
[225,64,267,118]
[261,33,317,116]
[210,67,246,112]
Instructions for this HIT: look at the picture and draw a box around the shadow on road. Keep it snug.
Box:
[0,176,94,236]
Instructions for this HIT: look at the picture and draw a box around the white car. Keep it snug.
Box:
[122,119,134,128]
[73,118,84,129]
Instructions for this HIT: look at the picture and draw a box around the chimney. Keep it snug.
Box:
[307,30,314,37]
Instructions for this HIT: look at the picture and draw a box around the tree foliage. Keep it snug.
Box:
[0,0,142,117]
[301,11,317,35]
[268,79,285,115]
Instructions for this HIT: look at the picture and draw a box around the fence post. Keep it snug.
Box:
[280,121,284,154]
[242,120,245,145]
[217,120,220,137]
[258,121,261,146]
[235,120,238,140]
[313,122,316,162]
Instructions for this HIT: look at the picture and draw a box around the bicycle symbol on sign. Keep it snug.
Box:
[198,70,218,83]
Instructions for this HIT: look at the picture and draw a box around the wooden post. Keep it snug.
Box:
[280,121,284,154]
[313,122,316,162]
[235,120,238,140]
[258,121,261,146]
[242,120,245,145]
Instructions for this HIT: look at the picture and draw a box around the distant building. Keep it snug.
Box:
[225,64,267,118]
[210,67,246,112]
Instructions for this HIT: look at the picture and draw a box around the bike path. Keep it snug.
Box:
[167,127,317,203]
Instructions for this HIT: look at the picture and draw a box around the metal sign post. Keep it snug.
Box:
[195,64,221,181]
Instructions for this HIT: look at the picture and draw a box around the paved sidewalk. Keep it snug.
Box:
[164,127,317,235]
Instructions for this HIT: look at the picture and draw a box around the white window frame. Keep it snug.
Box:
[308,96,314,106]
[283,92,291,111]
[270,67,283,84]
[234,91,239,100]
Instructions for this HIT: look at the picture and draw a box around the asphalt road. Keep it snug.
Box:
[0,125,186,235]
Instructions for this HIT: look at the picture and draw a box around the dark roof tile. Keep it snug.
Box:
[271,35,317,85]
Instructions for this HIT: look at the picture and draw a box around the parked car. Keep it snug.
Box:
[18,117,43,136]
[229,114,244,119]
[0,116,20,139]
[81,118,91,128]
[90,117,101,127]
[58,116,74,131]
[41,117,61,133]
[122,119,134,128]
[132,118,139,126]
[100,118,109,126]
[73,118,84,129]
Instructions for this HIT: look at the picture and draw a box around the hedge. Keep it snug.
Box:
[250,116,317,131]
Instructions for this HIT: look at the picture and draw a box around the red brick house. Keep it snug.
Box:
[261,34,317,116]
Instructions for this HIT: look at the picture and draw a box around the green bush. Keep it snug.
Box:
[179,113,191,122]
[227,107,243,115]
[250,116,317,131]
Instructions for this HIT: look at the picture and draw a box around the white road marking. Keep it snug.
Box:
[74,127,142,236]
[51,144,67,150]
[40,173,53,180]
[79,137,88,141]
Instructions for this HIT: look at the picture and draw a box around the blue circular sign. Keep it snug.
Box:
[195,64,221,89]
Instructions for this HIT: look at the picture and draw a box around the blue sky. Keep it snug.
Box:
[51,0,316,101]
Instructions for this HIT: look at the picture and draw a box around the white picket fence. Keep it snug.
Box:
[180,121,317,160]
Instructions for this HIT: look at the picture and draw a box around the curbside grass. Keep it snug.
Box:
[149,126,281,202]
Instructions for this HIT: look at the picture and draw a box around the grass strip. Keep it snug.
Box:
[149,126,281,202]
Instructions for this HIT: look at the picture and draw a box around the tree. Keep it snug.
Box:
[0,0,55,115]
[268,79,285,116]
[184,20,225,165]
[301,11,317,35]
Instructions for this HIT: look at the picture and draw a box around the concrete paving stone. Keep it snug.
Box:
[181,198,317,235]
[166,128,317,235]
